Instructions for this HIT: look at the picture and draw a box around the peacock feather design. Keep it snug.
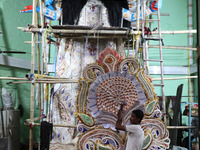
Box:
[76,47,170,150]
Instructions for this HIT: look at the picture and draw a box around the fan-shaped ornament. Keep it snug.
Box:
[76,48,170,150]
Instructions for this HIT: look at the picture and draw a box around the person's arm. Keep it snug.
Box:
[115,104,126,131]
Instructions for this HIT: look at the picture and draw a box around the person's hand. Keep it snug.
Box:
[117,103,124,120]
[117,109,122,121]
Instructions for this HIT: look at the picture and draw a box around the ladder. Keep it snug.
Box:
[141,0,166,122]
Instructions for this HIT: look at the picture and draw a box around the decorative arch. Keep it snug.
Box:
[76,47,170,150]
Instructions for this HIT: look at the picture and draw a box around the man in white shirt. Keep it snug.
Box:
[115,106,144,150]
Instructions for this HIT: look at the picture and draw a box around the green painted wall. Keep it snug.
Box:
[0,0,32,60]
[149,0,190,100]
[0,0,40,145]
[149,0,188,66]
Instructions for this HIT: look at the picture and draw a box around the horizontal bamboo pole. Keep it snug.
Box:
[32,80,79,83]
[7,81,30,84]
[151,13,169,16]
[148,45,197,51]
[25,41,41,44]
[25,116,46,124]
[18,27,139,35]
[0,77,27,80]
[152,76,197,81]
[35,78,71,81]
[0,76,69,80]
[167,126,196,129]
[34,123,76,128]
[18,27,197,35]
[33,124,194,129]
[34,74,68,79]
[7,80,79,84]
[152,29,196,34]
[59,35,128,39]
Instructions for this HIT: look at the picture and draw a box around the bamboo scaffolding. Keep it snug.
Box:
[152,76,197,81]
[18,2,198,149]
[148,45,197,50]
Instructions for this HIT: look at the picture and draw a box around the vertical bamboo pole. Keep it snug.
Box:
[196,0,200,149]
[39,0,45,119]
[135,0,140,60]
[29,0,36,150]
[39,0,44,120]
[36,1,41,112]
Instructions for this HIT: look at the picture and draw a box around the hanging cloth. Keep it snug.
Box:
[40,121,53,150]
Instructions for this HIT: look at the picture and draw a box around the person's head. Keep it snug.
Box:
[130,109,144,124]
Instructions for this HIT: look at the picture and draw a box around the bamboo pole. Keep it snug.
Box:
[18,26,197,35]
[148,45,197,50]
[7,81,31,84]
[30,80,79,83]
[35,78,72,81]
[25,116,46,123]
[34,74,68,79]
[134,0,140,60]
[152,29,197,34]
[25,41,41,44]
[36,6,42,118]
[34,123,77,128]
[29,0,37,149]
[30,124,195,129]
[0,77,27,80]
[152,76,197,81]
[39,3,45,130]
[17,27,137,35]
[7,80,79,84]
[2,75,197,82]
[39,0,44,28]
[0,76,69,80]
[167,126,196,129]
[151,13,169,16]
[24,36,127,40]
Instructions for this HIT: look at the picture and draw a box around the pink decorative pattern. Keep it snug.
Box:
[96,47,123,72]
